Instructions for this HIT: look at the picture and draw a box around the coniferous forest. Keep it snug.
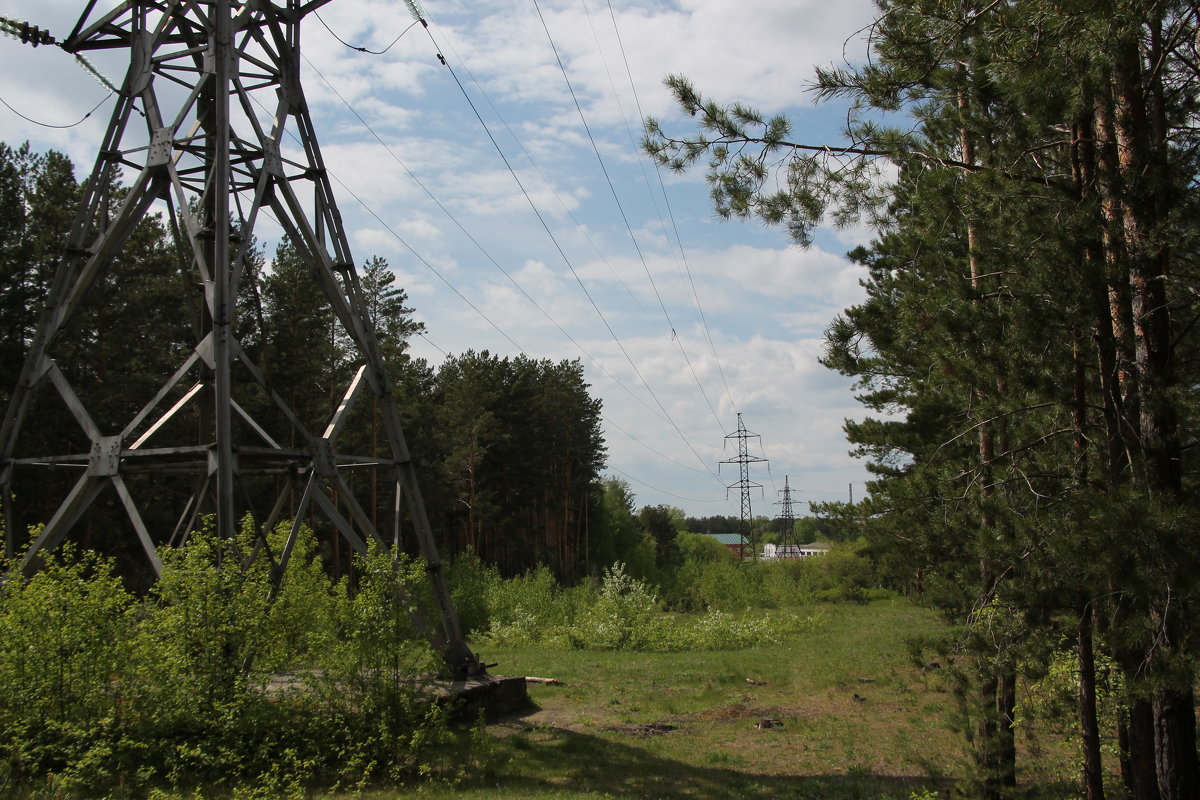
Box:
[646,2,1200,799]
[0,141,604,583]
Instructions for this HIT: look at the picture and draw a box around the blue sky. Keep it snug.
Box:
[0,0,883,519]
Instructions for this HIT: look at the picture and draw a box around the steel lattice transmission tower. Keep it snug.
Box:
[0,0,482,675]
[720,413,767,560]
[773,475,799,552]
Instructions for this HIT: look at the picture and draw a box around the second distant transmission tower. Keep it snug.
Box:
[774,475,799,554]
[720,413,766,560]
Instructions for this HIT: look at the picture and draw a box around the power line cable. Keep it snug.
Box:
[602,415,713,475]
[419,16,729,454]
[608,466,732,505]
[323,159,528,354]
[0,90,112,129]
[254,84,531,354]
[283,7,748,501]
[601,0,740,418]
[577,0,730,435]
[314,13,420,55]
[298,53,713,448]
[265,61,725,481]
[416,330,449,358]
[421,28,725,484]
[532,0,672,333]
[418,23,723,454]
[423,21,674,345]
[533,0,726,436]
[401,282,717,478]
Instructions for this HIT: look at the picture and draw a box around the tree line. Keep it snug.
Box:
[0,141,820,589]
[0,141,604,583]
[647,1,1199,799]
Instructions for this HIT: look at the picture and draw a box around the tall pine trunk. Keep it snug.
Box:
[1110,30,1197,800]
[959,83,1017,796]
[1078,607,1107,800]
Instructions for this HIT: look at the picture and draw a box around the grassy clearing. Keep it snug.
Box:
[408,600,970,800]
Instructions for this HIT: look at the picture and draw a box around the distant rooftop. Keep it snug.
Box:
[705,533,744,546]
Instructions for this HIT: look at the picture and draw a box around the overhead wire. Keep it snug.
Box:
[601,0,741,419]
[325,170,528,353]
[595,0,790,511]
[608,466,731,504]
[422,25,673,346]
[531,0,672,332]
[576,0,730,430]
[0,90,111,128]
[602,415,713,475]
[419,22,721,454]
[533,0,727,435]
[418,3,746,507]
[417,22,727,485]
[0,31,119,129]
[246,79,528,353]
[314,13,420,55]
[417,276,711,479]
[269,52,729,495]
[0,4,775,514]
[249,4,748,509]
[183,1,753,508]
[298,51,716,452]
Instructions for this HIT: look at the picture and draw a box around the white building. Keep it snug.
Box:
[760,542,831,560]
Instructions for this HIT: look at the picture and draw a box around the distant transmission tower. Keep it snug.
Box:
[0,1,481,676]
[774,475,799,554]
[720,413,767,560]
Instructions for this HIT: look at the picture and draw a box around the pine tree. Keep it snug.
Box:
[645,2,1200,796]
[430,352,604,578]
[259,236,340,444]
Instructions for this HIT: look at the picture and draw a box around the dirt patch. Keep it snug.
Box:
[494,705,592,734]
[688,702,781,722]
[603,721,679,737]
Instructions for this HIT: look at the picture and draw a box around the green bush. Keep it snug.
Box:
[477,564,589,647]
[258,523,344,673]
[0,546,149,794]
[0,530,476,797]
[668,608,826,650]
[300,545,451,787]
[670,558,784,611]
[567,563,666,650]
[446,548,500,637]
[657,536,891,611]
[468,560,827,653]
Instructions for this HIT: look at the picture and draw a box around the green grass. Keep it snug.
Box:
[403,600,970,800]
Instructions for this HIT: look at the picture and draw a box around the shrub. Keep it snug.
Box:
[660,542,891,612]
[0,546,148,794]
[0,529,474,796]
[446,548,500,637]
[670,608,825,650]
[668,558,772,611]
[258,522,344,673]
[301,545,450,787]
[477,564,589,647]
[568,563,666,650]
